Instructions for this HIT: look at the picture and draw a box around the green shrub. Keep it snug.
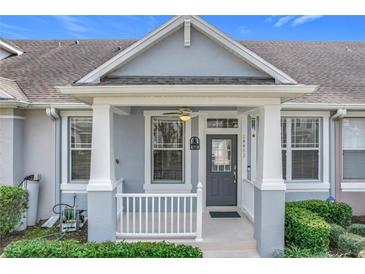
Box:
[0,186,28,237]
[348,224,365,238]
[338,233,365,257]
[330,223,346,247]
[286,200,352,227]
[284,245,327,258]
[285,205,330,253]
[358,250,365,258]
[4,239,203,258]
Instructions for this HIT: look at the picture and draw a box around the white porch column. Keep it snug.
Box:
[254,104,286,257]
[87,104,117,242]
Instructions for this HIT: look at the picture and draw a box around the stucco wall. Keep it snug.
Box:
[23,110,53,220]
[335,119,365,216]
[109,27,268,78]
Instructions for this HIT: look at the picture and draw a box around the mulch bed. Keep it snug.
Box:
[0,220,88,255]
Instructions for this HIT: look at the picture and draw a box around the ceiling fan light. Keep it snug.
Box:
[179,114,191,122]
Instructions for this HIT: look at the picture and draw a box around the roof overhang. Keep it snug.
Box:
[57,84,317,105]
[76,16,297,85]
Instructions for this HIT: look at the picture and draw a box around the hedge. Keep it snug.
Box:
[285,205,330,253]
[284,245,327,258]
[286,200,352,227]
[4,239,203,258]
[0,186,28,237]
[329,223,346,247]
[338,233,365,257]
[347,224,365,238]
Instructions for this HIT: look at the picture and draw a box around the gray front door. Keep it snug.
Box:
[206,135,237,206]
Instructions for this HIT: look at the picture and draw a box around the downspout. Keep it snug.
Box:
[329,108,347,199]
[46,107,61,208]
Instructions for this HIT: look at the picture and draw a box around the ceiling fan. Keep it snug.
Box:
[163,107,198,122]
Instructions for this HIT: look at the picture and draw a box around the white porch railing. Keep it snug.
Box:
[116,183,203,241]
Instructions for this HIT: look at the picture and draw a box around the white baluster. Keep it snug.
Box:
[165,197,167,233]
[152,197,155,234]
[146,197,149,233]
[133,197,135,234]
[177,197,180,234]
[139,197,142,233]
[120,197,123,234]
[126,197,129,234]
[171,196,174,233]
[190,196,193,233]
[158,197,161,234]
[183,197,186,233]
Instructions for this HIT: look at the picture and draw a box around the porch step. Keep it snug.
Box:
[203,249,259,258]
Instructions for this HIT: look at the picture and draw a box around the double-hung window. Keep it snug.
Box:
[281,117,321,181]
[342,118,365,180]
[69,117,92,182]
[152,117,184,183]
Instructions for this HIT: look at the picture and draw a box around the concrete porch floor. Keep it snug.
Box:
[191,207,259,258]
[117,206,259,258]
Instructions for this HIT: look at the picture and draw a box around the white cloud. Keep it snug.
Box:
[274,16,294,28]
[55,16,87,34]
[238,26,250,34]
[291,15,323,27]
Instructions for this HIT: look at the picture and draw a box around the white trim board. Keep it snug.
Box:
[76,16,297,84]
[198,111,243,207]
[143,110,192,193]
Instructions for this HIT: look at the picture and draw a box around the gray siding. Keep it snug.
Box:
[109,27,268,78]
[285,191,330,201]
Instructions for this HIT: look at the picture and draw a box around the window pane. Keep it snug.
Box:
[292,150,319,180]
[207,118,238,128]
[282,150,286,180]
[71,150,91,180]
[343,118,365,149]
[211,139,232,172]
[291,118,319,148]
[343,150,365,180]
[70,117,92,148]
[153,150,183,181]
[281,118,287,148]
[153,118,183,149]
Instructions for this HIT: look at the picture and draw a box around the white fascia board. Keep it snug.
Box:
[76,15,297,85]
[57,84,317,98]
[283,102,365,110]
[0,40,23,56]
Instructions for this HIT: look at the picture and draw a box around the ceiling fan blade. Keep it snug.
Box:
[163,112,181,115]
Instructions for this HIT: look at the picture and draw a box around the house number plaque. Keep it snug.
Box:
[190,136,200,150]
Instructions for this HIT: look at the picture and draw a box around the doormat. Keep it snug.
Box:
[209,211,241,218]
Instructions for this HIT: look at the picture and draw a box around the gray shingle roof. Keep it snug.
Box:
[0,39,364,104]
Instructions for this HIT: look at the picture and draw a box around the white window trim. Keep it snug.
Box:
[198,111,243,208]
[144,111,192,193]
[61,110,93,193]
[281,111,330,191]
[341,114,365,190]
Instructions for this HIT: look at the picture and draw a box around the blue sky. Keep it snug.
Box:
[0,16,364,41]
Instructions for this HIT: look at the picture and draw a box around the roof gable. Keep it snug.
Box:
[77,16,297,84]
[107,26,269,78]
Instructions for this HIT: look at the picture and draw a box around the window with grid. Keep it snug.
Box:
[69,117,92,181]
[281,117,320,181]
[152,117,184,183]
[342,118,365,180]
